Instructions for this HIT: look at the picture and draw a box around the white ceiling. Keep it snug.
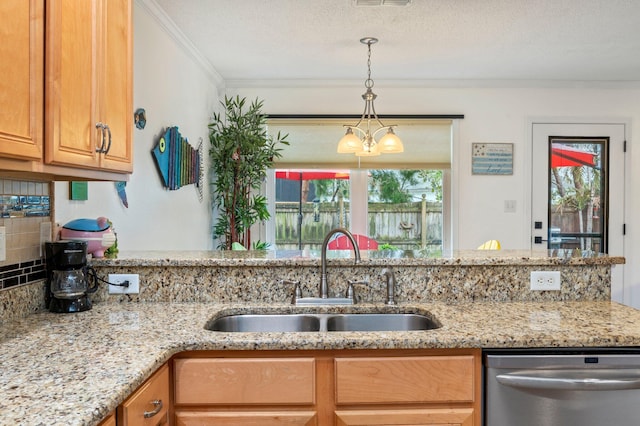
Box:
[153,0,640,86]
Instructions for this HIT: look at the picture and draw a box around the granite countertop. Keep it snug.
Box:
[2,300,640,426]
[90,249,625,267]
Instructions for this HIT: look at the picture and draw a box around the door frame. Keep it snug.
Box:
[525,116,631,305]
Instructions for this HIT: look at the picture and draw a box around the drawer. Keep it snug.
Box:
[119,363,170,425]
[175,410,317,425]
[174,358,316,405]
[335,356,475,404]
[97,411,116,426]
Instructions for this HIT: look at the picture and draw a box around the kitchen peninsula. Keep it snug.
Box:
[0,250,635,425]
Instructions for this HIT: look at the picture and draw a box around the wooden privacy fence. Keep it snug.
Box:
[275,197,443,251]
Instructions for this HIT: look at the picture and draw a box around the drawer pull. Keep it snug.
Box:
[143,399,163,418]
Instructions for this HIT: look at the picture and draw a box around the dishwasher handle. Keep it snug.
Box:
[496,370,640,391]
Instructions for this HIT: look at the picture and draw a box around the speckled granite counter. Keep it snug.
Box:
[91,249,625,267]
[2,300,640,426]
[0,250,627,425]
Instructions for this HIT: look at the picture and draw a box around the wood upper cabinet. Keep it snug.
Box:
[0,0,44,161]
[45,0,132,173]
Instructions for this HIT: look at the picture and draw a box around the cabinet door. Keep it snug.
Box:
[45,0,99,169]
[0,0,43,160]
[97,0,133,172]
[335,408,474,426]
[45,0,132,172]
[119,364,170,426]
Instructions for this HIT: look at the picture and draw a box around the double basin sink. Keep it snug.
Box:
[206,311,441,333]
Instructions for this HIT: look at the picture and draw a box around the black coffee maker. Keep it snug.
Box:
[45,241,98,313]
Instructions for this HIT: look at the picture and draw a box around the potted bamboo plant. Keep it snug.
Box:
[208,96,288,250]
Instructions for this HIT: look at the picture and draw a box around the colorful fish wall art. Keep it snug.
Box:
[151,126,204,200]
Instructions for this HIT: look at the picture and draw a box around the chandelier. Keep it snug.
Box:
[337,37,403,157]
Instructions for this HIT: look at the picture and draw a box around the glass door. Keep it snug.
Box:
[548,138,607,252]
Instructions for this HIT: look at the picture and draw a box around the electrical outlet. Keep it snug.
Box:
[530,271,561,291]
[108,274,140,294]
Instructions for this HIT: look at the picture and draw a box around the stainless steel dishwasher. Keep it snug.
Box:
[484,350,640,426]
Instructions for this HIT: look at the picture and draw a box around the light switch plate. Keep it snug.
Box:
[39,222,52,257]
[504,200,516,213]
[0,226,5,261]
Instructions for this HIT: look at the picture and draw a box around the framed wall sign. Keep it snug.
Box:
[472,143,513,175]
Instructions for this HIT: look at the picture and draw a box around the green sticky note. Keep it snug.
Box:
[69,181,88,201]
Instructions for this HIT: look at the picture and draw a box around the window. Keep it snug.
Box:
[272,168,443,252]
[264,117,454,252]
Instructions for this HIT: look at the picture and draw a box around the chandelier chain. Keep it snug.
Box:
[365,41,373,89]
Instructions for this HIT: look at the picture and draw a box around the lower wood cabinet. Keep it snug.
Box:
[174,412,317,426]
[97,411,117,426]
[335,408,474,426]
[118,363,170,426]
[173,349,481,426]
[174,356,318,425]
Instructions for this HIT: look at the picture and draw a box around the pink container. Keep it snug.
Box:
[59,217,116,258]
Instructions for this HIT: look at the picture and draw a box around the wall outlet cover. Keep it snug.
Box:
[108,274,140,294]
[530,271,561,291]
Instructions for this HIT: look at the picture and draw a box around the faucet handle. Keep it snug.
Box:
[380,268,396,305]
[282,279,302,304]
[345,280,369,303]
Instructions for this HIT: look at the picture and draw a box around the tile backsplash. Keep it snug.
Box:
[1,180,50,218]
[0,179,52,292]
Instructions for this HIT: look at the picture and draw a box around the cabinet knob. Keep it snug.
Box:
[143,399,163,418]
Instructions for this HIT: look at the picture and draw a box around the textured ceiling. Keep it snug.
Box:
[153,0,640,85]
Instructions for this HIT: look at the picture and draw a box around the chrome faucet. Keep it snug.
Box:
[320,228,361,298]
[380,268,396,305]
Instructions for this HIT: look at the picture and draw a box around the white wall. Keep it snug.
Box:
[54,1,220,251]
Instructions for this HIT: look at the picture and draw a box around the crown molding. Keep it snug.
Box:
[135,0,225,91]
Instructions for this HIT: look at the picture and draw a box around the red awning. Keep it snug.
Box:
[551,144,597,168]
[275,169,350,180]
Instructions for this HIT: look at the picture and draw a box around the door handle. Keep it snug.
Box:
[497,370,640,391]
[95,122,106,153]
[102,124,112,155]
[143,399,163,418]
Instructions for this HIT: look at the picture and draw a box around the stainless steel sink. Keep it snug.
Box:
[208,314,320,332]
[326,313,439,332]
[206,312,440,333]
